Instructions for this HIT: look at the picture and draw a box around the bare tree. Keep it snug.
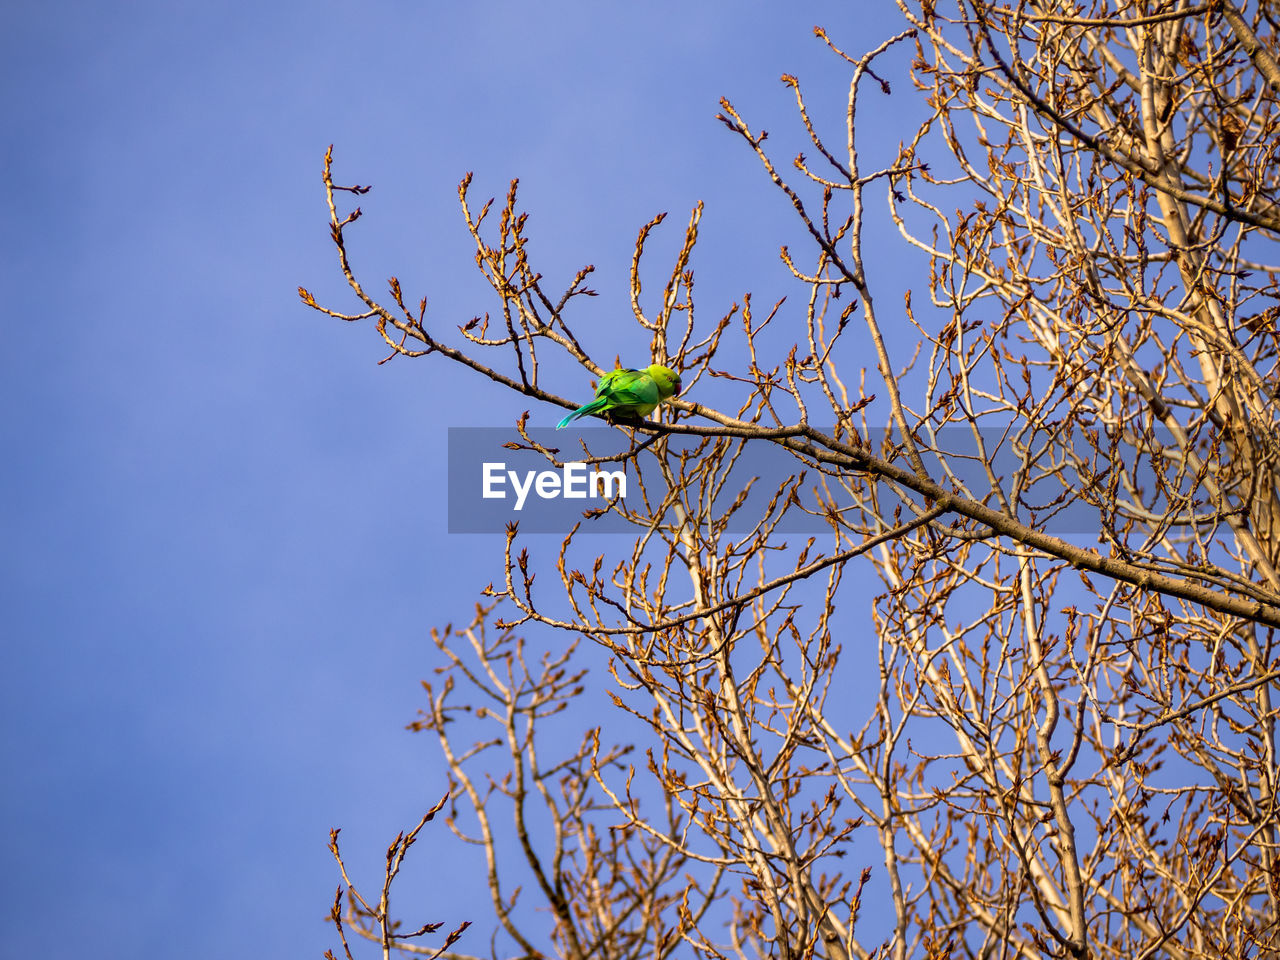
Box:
[326,795,472,960]
[307,2,1280,957]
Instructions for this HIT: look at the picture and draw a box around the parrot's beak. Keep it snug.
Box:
[673,379,683,396]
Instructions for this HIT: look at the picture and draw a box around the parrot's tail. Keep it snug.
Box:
[556,397,609,429]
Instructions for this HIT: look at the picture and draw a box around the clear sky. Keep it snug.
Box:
[2,2,910,957]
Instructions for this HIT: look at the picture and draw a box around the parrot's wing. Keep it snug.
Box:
[602,374,660,407]
[595,368,640,397]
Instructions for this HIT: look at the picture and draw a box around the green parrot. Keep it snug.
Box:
[556,364,682,429]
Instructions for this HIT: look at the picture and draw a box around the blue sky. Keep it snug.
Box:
[2,2,911,957]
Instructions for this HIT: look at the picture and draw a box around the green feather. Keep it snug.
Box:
[556,364,682,429]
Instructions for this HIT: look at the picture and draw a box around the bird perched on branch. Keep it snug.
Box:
[556,364,682,429]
